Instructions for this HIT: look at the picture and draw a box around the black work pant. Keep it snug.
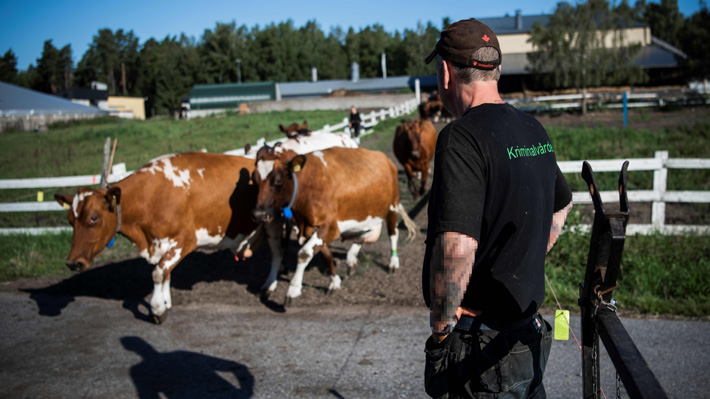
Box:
[350,123,360,138]
[424,314,552,399]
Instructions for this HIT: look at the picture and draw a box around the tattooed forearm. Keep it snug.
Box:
[547,201,573,253]
[430,232,478,334]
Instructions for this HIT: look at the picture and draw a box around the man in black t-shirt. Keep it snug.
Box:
[422,19,573,399]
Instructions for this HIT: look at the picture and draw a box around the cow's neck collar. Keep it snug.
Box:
[283,172,298,219]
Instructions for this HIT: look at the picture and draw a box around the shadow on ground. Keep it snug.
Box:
[22,244,275,320]
[121,336,254,398]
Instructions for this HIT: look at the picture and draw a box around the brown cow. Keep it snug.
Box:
[252,146,417,305]
[279,121,309,138]
[393,119,438,199]
[54,152,266,323]
[419,93,452,123]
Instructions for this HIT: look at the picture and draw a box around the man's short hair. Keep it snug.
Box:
[451,47,501,83]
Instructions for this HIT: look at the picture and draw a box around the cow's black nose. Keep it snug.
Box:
[252,208,272,223]
[66,260,85,272]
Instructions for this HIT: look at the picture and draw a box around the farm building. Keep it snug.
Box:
[57,86,146,120]
[0,81,107,133]
[479,11,688,92]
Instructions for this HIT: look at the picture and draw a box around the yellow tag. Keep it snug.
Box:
[37,191,44,202]
[62,202,71,210]
[111,197,117,208]
[293,164,301,173]
[554,310,570,341]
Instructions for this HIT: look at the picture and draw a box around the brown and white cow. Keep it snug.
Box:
[393,119,438,199]
[252,146,417,304]
[279,121,309,138]
[55,152,265,323]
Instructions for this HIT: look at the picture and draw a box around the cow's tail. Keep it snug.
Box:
[397,203,418,242]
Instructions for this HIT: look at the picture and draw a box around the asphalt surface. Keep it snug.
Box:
[1,289,709,399]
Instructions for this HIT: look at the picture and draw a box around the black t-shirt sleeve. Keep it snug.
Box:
[553,164,572,212]
[429,141,487,241]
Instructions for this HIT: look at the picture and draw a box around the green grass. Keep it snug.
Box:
[0,110,347,179]
[544,209,710,317]
[548,122,710,192]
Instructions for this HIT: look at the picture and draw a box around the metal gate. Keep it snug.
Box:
[578,161,669,399]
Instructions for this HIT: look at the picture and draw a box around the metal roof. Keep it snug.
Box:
[278,76,435,98]
[0,82,107,117]
[189,81,277,109]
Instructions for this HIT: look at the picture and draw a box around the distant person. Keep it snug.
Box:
[348,106,362,141]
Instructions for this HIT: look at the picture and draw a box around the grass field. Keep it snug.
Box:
[1,107,708,317]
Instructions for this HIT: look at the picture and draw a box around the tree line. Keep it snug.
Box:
[0,0,707,117]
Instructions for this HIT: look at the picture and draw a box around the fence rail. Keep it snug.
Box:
[2,149,708,236]
[558,151,710,235]
[0,98,420,235]
[509,90,709,112]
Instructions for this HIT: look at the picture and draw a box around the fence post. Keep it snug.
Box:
[652,151,669,230]
[100,137,111,189]
[415,78,421,103]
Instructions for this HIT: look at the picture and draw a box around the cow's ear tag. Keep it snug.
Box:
[62,203,71,210]
[283,207,293,219]
[106,237,116,248]
[292,164,301,173]
[111,196,117,208]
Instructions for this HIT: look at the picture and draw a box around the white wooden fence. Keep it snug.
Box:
[509,91,710,111]
[1,149,707,236]
[0,97,420,235]
[558,151,710,235]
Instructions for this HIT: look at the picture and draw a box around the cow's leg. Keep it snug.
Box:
[150,245,187,324]
[345,242,362,276]
[420,163,430,197]
[404,164,419,199]
[318,244,341,295]
[386,210,400,273]
[285,231,323,305]
[260,230,283,298]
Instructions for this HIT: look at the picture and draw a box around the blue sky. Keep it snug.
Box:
[1,0,704,70]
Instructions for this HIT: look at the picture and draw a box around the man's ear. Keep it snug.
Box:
[55,193,74,210]
[441,59,452,91]
[289,155,307,173]
[106,187,121,211]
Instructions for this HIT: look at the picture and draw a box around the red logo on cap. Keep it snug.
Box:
[482,34,490,42]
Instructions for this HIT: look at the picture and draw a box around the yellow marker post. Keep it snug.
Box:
[554,310,570,341]
[37,191,44,202]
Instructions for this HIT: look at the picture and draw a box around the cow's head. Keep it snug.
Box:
[397,121,423,160]
[54,186,122,272]
[279,121,309,138]
[252,151,306,223]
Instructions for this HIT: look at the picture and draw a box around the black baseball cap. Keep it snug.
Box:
[424,18,502,70]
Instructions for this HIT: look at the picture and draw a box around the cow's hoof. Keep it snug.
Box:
[153,311,168,325]
[347,264,356,276]
[284,295,295,307]
[388,267,397,274]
